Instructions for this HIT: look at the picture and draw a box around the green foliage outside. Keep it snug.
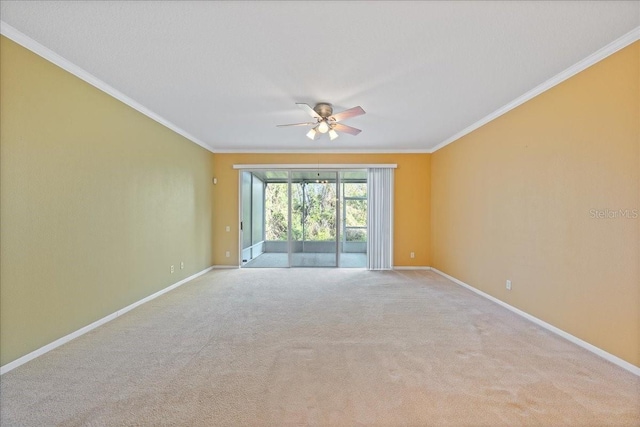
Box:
[265,182,367,242]
[264,183,289,240]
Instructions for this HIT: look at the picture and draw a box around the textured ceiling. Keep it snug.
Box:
[1,1,638,152]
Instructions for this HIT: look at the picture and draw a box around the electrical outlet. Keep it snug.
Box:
[170,265,175,274]
[180,261,184,270]
[410,252,415,259]
[506,280,512,290]
[225,251,230,258]
[226,226,230,232]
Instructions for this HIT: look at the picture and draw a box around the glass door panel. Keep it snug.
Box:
[339,171,368,268]
[290,171,338,267]
[243,170,289,268]
[241,171,266,265]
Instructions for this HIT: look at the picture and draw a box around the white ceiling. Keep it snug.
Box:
[1,1,638,153]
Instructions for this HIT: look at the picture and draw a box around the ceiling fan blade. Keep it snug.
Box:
[333,123,362,136]
[331,106,365,122]
[276,122,316,127]
[296,103,322,119]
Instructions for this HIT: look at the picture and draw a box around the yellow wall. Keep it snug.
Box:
[0,37,215,366]
[212,153,431,267]
[431,42,639,366]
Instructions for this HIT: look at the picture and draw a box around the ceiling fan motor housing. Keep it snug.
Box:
[314,103,333,119]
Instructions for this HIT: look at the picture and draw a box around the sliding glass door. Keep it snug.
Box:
[241,169,366,268]
[290,171,338,267]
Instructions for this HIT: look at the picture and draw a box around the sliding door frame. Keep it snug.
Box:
[287,170,292,268]
[235,164,397,268]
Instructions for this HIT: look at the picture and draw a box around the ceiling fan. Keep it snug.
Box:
[277,103,366,140]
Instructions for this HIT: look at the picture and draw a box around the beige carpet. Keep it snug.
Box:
[1,269,638,426]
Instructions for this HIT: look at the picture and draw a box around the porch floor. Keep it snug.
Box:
[243,252,367,268]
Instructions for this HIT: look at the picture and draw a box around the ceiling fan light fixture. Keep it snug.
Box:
[317,121,329,134]
[306,127,318,140]
[278,103,365,140]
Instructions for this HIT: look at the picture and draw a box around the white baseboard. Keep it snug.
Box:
[0,266,214,375]
[212,265,240,269]
[431,268,640,377]
[393,266,432,270]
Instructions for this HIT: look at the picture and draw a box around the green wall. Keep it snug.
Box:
[0,36,215,366]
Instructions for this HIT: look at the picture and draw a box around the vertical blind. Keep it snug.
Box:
[367,168,394,270]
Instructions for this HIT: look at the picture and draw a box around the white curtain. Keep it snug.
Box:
[367,168,394,270]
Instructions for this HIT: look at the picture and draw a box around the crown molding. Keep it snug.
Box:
[212,148,433,154]
[0,21,215,154]
[431,25,640,153]
[0,21,430,156]
[3,20,637,156]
